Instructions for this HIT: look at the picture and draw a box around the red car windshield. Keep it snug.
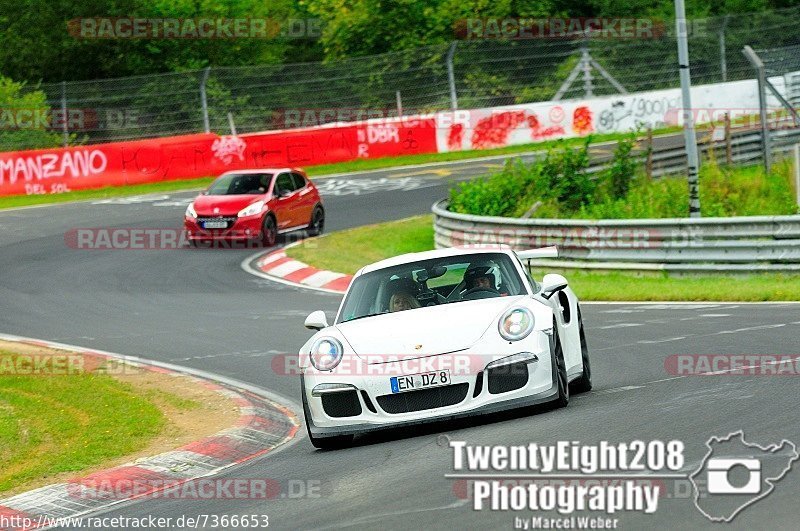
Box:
[207,173,273,195]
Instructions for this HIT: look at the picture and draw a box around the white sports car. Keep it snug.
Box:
[299,246,591,448]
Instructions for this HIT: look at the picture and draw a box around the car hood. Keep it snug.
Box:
[193,194,266,216]
[336,296,525,362]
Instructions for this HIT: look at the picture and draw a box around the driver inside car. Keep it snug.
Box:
[463,265,498,293]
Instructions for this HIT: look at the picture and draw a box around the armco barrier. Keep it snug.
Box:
[0,119,437,196]
[432,200,800,272]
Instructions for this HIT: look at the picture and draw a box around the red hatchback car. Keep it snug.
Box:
[184,168,324,246]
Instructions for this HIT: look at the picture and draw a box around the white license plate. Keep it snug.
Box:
[203,221,228,229]
[390,370,451,393]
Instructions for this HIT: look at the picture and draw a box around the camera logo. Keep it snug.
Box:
[690,431,798,522]
[706,458,761,494]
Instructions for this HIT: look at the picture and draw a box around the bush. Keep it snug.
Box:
[604,133,638,199]
[448,140,593,217]
[448,135,798,219]
[449,159,535,217]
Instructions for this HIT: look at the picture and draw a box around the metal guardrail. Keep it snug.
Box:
[587,126,800,178]
[432,200,800,272]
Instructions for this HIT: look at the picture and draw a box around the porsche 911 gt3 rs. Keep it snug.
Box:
[299,246,591,449]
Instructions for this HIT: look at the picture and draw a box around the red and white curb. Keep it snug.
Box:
[0,334,301,530]
[243,244,351,294]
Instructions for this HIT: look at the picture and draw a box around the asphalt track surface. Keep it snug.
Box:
[1,158,799,530]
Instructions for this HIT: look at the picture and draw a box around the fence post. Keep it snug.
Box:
[646,126,654,179]
[718,16,729,82]
[446,42,458,111]
[675,0,702,218]
[227,112,237,136]
[795,144,800,208]
[396,90,403,118]
[61,81,69,147]
[742,46,772,175]
[581,44,594,99]
[200,67,211,134]
[724,112,732,164]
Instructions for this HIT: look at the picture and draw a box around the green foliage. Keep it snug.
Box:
[449,140,594,218]
[604,132,638,200]
[541,138,593,211]
[0,0,316,82]
[449,137,798,219]
[448,159,535,217]
[0,76,65,150]
[1,0,793,83]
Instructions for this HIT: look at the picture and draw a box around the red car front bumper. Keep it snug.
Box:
[184,214,263,241]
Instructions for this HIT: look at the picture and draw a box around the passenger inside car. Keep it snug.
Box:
[390,291,420,312]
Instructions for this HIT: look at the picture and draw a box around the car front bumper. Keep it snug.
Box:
[184,215,263,241]
[301,331,558,438]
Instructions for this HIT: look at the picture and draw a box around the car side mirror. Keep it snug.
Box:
[305,310,329,330]
[541,274,568,299]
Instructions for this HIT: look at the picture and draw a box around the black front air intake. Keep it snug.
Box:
[487,362,529,394]
[321,391,362,418]
[376,383,469,414]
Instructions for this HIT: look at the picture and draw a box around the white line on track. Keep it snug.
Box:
[638,337,687,344]
[598,323,643,329]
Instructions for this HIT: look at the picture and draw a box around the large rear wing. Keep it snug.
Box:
[515,246,558,260]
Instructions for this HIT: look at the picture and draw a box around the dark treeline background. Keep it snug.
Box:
[0,0,797,83]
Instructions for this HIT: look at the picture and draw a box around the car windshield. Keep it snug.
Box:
[206,173,273,195]
[337,253,527,323]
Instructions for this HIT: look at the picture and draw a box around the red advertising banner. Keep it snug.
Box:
[0,118,437,197]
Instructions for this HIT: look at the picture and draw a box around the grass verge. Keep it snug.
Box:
[285,215,800,301]
[288,215,434,274]
[0,127,680,211]
[0,341,236,495]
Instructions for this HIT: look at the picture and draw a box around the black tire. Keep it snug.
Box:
[301,388,353,450]
[552,327,570,408]
[571,308,593,393]
[308,206,325,237]
[261,215,278,247]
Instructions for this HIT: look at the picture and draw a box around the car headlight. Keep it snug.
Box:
[498,307,535,341]
[185,203,197,219]
[309,337,343,371]
[238,200,265,218]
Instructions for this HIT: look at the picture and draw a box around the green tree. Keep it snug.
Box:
[0,0,319,82]
[0,76,65,150]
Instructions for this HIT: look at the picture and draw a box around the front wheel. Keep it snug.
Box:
[552,328,570,408]
[261,215,278,247]
[571,308,593,393]
[308,206,325,237]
